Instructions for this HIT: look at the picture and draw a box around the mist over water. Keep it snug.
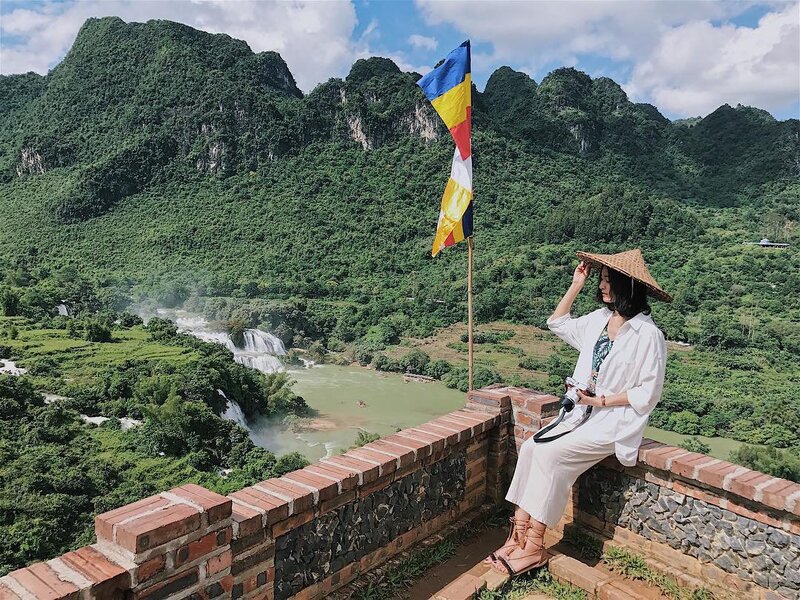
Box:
[164,310,286,375]
[142,308,464,460]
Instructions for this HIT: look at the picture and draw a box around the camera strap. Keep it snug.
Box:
[532,405,593,443]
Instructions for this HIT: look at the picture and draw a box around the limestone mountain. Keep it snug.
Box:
[0,16,797,296]
[3,18,797,217]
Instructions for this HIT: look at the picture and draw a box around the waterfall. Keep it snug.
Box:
[218,389,248,428]
[162,310,286,375]
[0,360,27,376]
[57,304,69,316]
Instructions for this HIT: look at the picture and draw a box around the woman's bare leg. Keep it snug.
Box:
[492,517,548,575]
[483,505,532,565]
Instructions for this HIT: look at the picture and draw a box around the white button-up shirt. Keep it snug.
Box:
[546,306,667,466]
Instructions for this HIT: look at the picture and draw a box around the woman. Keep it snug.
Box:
[487,248,671,577]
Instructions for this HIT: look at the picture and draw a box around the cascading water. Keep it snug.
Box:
[218,389,248,428]
[57,304,69,316]
[161,310,286,375]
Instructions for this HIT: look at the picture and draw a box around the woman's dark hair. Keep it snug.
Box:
[595,266,651,318]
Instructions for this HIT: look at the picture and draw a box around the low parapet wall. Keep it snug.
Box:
[0,404,507,600]
[473,385,800,600]
[3,386,798,600]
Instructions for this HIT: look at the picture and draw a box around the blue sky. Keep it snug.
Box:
[1,0,798,120]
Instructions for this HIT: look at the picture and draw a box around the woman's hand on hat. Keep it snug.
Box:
[572,261,592,289]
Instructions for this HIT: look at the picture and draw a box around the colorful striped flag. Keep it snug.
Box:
[417,41,473,257]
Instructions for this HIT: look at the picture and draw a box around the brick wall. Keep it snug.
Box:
[475,385,800,600]
[0,404,505,600]
[3,385,796,600]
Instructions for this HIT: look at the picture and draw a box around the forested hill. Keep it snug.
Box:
[2,15,797,212]
[0,15,798,329]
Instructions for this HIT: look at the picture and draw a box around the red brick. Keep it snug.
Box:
[523,396,561,418]
[401,427,447,453]
[320,490,357,514]
[695,461,740,489]
[282,470,339,502]
[9,563,79,600]
[133,568,198,600]
[644,447,689,471]
[365,439,416,467]
[175,527,230,567]
[596,580,644,600]
[115,503,201,553]
[670,453,710,479]
[728,471,773,500]
[304,463,359,491]
[360,472,395,496]
[257,479,314,513]
[230,488,289,525]
[171,484,232,524]
[347,447,398,475]
[417,422,460,446]
[466,388,511,408]
[435,573,485,599]
[136,555,165,583]
[322,455,381,484]
[207,550,232,576]
[207,574,233,598]
[429,416,471,441]
[271,509,315,538]
[549,555,612,595]
[758,479,798,509]
[95,495,171,543]
[442,411,485,432]
[637,441,669,464]
[60,545,129,593]
[0,582,21,600]
[382,434,431,459]
[230,500,264,539]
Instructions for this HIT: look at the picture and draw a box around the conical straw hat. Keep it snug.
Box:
[576,248,672,302]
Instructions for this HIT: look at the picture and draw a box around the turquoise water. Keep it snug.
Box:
[248,365,466,460]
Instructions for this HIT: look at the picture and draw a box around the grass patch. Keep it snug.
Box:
[348,506,514,600]
[2,324,198,388]
[602,546,714,599]
[478,569,587,600]
[563,529,714,599]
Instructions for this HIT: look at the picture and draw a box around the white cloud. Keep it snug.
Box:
[416,0,742,68]
[0,0,360,92]
[625,4,800,116]
[408,33,437,51]
[414,0,800,117]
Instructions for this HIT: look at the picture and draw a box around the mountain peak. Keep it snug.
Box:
[346,57,402,85]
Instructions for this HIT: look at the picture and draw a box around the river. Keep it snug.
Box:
[254,365,465,460]
[150,309,742,463]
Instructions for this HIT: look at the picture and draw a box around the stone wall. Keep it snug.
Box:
[3,385,798,600]
[0,405,505,600]
[471,385,800,600]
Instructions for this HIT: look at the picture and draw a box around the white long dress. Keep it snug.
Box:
[505,307,667,527]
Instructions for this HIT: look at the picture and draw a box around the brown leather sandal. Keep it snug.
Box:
[491,521,548,577]
[482,516,529,565]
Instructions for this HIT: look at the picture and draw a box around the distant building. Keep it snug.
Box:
[743,238,790,248]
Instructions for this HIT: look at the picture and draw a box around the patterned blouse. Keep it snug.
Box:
[589,325,614,394]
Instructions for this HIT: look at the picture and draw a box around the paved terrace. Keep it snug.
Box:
[1,386,798,600]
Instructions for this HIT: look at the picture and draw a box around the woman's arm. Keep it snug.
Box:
[546,262,594,350]
[549,261,592,322]
[576,330,667,411]
[576,389,629,407]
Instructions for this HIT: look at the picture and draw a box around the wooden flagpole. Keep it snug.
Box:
[467,236,474,391]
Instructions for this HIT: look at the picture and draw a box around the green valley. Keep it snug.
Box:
[1,15,799,576]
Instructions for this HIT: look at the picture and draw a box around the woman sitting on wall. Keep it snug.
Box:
[487,249,671,577]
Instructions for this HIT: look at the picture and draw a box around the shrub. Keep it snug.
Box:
[679,437,710,454]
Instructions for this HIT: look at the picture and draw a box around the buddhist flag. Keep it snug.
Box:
[417,40,473,257]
